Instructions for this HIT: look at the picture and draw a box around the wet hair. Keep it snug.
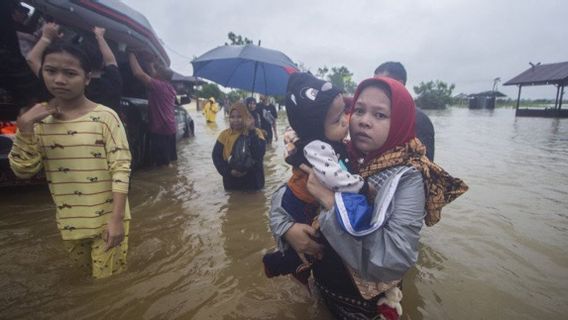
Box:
[41,42,92,74]
[72,34,103,70]
[374,62,407,85]
[245,97,256,106]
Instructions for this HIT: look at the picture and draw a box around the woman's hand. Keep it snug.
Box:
[284,223,324,264]
[16,103,59,134]
[231,169,246,177]
[307,170,335,210]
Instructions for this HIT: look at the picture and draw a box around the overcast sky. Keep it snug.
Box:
[123,0,567,99]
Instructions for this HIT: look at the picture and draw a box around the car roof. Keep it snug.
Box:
[24,0,170,66]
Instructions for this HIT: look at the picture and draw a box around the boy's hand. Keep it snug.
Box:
[93,26,106,38]
[17,103,59,133]
[283,127,298,159]
[42,22,61,41]
[103,219,125,252]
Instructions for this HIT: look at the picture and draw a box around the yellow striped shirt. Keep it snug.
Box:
[9,105,131,240]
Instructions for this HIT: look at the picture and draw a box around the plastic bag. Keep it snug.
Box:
[229,133,256,172]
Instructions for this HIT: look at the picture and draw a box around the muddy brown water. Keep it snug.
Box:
[1,108,567,319]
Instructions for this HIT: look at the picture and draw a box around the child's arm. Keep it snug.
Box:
[104,191,126,251]
[26,22,60,76]
[102,111,131,193]
[93,27,117,67]
[9,103,58,178]
[304,140,364,193]
[101,110,130,250]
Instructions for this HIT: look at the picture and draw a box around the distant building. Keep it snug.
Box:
[468,91,506,109]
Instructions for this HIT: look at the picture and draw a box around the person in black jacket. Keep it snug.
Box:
[212,102,266,191]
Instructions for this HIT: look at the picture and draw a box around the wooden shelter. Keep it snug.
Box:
[468,90,506,109]
[504,61,568,117]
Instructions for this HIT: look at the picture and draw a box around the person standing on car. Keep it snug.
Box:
[128,52,177,167]
[26,23,123,111]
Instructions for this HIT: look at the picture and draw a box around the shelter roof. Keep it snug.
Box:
[504,61,568,86]
[468,90,507,97]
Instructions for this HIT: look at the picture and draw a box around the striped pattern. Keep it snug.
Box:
[9,105,131,240]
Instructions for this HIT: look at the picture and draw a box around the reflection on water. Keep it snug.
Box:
[1,108,567,319]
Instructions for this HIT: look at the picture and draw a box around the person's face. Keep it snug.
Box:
[229,109,244,130]
[247,101,256,111]
[324,94,349,142]
[42,52,90,101]
[349,86,391,155]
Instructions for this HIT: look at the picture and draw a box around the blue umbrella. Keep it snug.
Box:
[191,44,298,96]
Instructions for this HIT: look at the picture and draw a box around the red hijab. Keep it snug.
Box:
[347,76,416,169]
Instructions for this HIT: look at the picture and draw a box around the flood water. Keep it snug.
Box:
[1,107,567,319]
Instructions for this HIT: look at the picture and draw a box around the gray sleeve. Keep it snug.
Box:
[268,185,295,251]
[319,168,426,282]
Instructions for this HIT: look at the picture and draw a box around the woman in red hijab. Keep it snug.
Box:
[269,77,468,319]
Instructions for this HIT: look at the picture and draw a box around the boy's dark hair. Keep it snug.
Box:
[41,42,92,74]
[71,34,103,71]
[245,97,256,106]
[154,62,173,81]
[374,61,407,85]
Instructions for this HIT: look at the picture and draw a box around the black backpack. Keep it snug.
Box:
[229,134,256,172]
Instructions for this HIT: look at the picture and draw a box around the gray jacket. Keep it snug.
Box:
[268,165,425,282]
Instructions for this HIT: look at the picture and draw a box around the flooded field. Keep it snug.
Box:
[1,107,567,319]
